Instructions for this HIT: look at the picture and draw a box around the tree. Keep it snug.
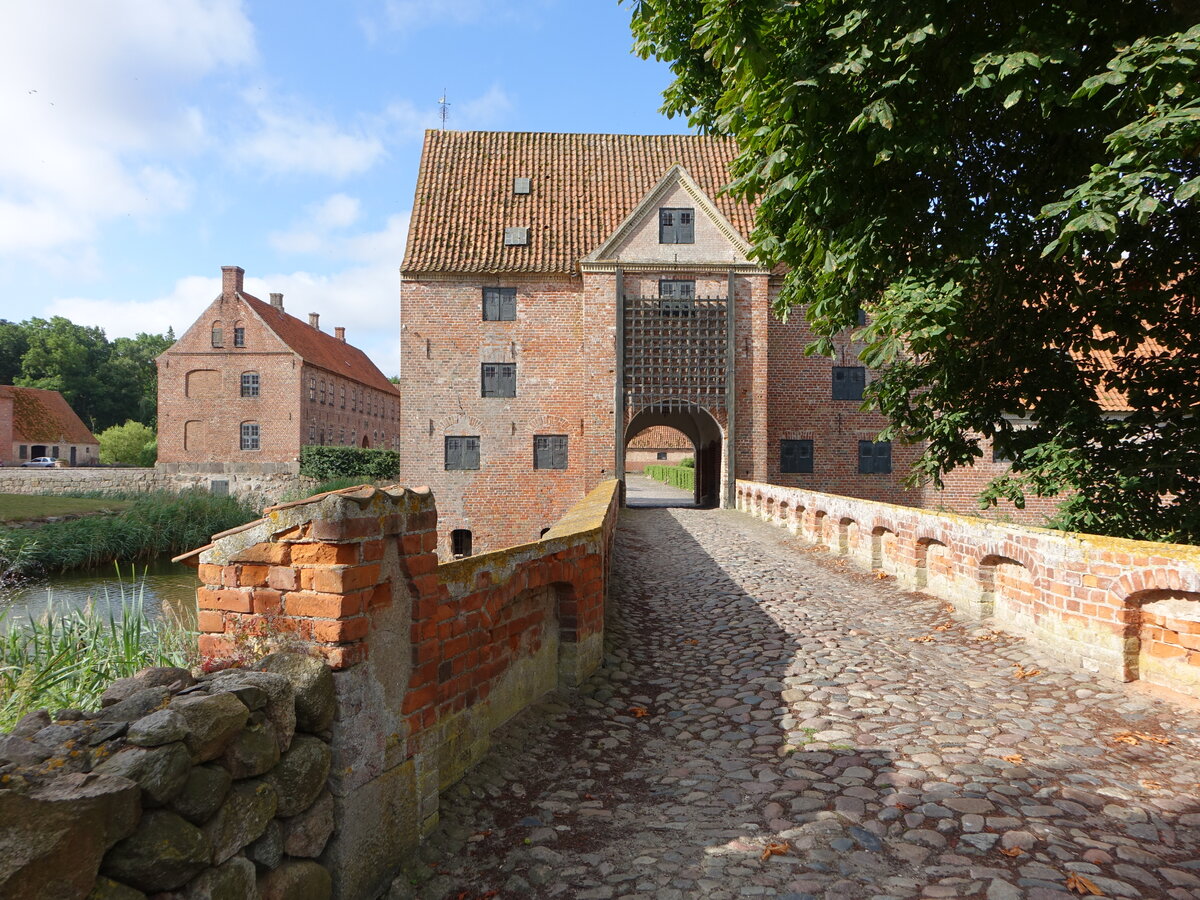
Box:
[628,0,1200,541]
[97,420,157,467]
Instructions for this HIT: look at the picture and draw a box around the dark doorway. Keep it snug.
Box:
[70,447,77,465]
[31,445,47,458]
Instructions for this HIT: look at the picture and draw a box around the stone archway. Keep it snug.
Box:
[624,405,724,507]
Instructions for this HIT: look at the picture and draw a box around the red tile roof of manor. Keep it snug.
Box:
[0,386,97,444]
[402,131,754,275]
[241,294,399,395]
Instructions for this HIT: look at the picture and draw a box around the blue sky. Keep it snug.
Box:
[0,0,692,376]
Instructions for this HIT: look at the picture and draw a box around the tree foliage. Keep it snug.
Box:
[628,0,1200,542]
[98,420,158,468]
[0,317,173,432]
[298,445,401,482]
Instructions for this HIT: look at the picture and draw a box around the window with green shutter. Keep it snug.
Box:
[833,366,866,400]
[780,439,814,474]
[858,440,892,474]
[445,435,480,470]
[534,434,568,470]
[659,208,695,243]
[481,363,516,398]
[483,287,516,321]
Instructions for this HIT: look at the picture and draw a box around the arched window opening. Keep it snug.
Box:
[451,529,472,559]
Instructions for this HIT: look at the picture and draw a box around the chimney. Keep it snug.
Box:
[221,266,244,297]
[335,326,345,342]
[308,313,320,330]
[270,292,284,310]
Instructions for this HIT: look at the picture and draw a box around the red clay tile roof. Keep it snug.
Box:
[402,131,754,275]
[241,294,399,395]
[1075,335,1171,413]
[628,426,694,450]
[0,386,98,444]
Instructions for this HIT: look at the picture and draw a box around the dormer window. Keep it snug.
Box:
[504,227,529,246]
[659,208,694,244]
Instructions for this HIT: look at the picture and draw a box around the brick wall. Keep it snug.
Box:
[737,479,1200,701]
[400,276,615,555]
[158,291,302,465]
[189,478,621,898]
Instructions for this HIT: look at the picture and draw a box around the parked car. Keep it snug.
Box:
[21,457,58,468]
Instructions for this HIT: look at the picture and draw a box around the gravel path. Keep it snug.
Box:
[391,505,1200,899]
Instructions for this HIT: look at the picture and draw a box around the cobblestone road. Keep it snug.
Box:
[394,499,1200,900]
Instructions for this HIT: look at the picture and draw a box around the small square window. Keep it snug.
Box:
[858,440,892,474]
[781,439,814,474]
[210,479,229,497]
[481,363,516,398]
[659,207,695,244]
[241,423,260,451]
[18,445,27,460]
[656,451,668,461]
[233,327,245,347]
[451,528,473,558]
[534,434,568,470]
[445,435,480,470]
[833,366,866,401]
[483,287,517,321]
[240,373,259,397]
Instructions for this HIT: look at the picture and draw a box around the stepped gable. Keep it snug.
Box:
[240,293,398,395]
[0,385,97,444]
[402,130,754,275]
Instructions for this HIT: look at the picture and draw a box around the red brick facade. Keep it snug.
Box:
[400,132,1050,555]
[158,267,401,468]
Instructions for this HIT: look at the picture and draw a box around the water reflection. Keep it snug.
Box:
[1,557,199,627]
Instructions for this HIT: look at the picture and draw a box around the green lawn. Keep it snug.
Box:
[0,494,133,523]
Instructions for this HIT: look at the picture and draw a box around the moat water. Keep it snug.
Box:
[1,556,199,626]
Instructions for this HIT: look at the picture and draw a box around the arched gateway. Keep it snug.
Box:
[614,270,735,508]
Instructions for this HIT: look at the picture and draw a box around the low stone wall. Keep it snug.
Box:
[0,653,335,900]
[0,466,309,509]
[737,479,1200,700]
[190,478,622,899]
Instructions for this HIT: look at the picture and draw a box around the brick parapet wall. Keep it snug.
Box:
[188,478,622,899]
[736,479,1200,700]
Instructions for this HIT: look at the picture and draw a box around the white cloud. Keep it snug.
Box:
[269,194,366,255]
[235,106,386,179]
[51,212,411,375]
[0,1,255,257]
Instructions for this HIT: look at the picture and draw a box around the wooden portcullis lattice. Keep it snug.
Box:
[622,294,728,413]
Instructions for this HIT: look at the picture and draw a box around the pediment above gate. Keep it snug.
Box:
[580,165,757,270]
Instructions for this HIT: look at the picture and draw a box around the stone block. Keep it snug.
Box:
[321,761,416,900]
[265,735,330,817]
[256,652,335,733]
[258,860,331,900]
[102,810,211,892]
[95,742,191,806]
[202,780,278,865]
[170,764,232,825]
[170,693,249,763]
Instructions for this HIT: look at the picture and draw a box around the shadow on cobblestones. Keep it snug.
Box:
[391,506,1200,900]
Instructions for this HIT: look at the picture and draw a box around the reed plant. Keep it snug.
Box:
[0,490,256,578]
[0,574,195,731]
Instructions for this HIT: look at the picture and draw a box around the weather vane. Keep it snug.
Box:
[438,90,450,130]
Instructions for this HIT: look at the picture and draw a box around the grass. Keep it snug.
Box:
[0,490,258,578]
[0,575,195,730]
[0,493,133,523]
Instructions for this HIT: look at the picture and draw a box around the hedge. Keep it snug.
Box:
[299,445,401,481]
[643,464,695,492]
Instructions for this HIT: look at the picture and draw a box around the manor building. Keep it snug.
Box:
[157,266,401,469]
[400,131,925,555]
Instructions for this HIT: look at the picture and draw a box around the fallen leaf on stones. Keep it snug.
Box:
[894,802,912,810]
[908,635,934,643]
[1140,780,1164,790]
[943,605,955,614]
[584,793,598,800]
[1012,664,1041,679]
[1138,731,1173,745]
[760,841,792,860]
[875,571,889,579]
[683,638,699,645]
[934,624,952,631]
[1065,872,1104,895]
[1001,753,1025,764]
[999,846,1024,857]
[1111,731,1141,746]
[629,706,649,718]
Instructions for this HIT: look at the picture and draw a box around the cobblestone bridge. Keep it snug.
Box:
[397,479,1200,900]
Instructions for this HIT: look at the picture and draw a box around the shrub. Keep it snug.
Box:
[643,464,696,492]
[97,420,157,467]
[299,445,400,481]
[680,457,696,469]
